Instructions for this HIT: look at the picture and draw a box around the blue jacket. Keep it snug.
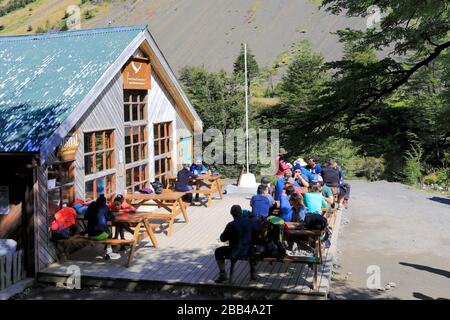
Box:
[306,164,322,175]
[280,194,293,222]
[250,194,270,218]
[190,163,207,175]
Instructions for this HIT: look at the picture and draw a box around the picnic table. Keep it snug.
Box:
[188,174,224,207]
[60,211,159,267]
[166,174,224,208]
[124,192,189,236]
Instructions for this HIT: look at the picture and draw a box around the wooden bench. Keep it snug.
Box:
[229,228,322,290]
[57,213,159,267]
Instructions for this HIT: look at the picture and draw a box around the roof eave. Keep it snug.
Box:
[39,30,147,163]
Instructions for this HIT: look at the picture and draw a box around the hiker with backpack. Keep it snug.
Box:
[214,205,260,283]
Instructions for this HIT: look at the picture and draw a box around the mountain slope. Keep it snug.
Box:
[1,0,365,74]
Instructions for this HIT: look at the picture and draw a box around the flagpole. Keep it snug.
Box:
[244,43,250,174]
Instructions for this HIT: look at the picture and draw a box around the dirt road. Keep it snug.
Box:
[331,180,450,300]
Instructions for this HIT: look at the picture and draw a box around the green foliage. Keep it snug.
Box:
[233,44,259,82]
[179,65,247,134]
[423,168,450,187]
[0,0,37,17]
[402,145,423,185]
[83,10,94,20]
[356,157,385,181]
[303,137,361,178]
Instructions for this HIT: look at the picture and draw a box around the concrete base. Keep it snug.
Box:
[238,173,258,188]
[0,278,34,300]
[225,184,259,195]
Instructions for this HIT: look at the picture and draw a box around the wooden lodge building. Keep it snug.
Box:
[0,25,203,279]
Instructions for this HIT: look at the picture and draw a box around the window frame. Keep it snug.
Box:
[153,121,173,184]
[124,90,149,193]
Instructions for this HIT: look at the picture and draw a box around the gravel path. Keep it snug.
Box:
[331,180,450,300]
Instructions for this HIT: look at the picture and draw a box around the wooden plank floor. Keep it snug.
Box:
[42,193,336,296]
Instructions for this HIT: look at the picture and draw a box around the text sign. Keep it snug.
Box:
[58,130,80,161]
[123,57,151,90]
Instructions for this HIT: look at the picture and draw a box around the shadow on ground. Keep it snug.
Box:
[399,262,450,279]
[428,196,450,205]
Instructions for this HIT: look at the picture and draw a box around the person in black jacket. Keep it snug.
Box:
[214,205,260,283]
[84,194,120,260]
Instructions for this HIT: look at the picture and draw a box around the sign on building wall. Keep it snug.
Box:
[58,130,80,161]
[0,186,10,215]
[123,56,151,90]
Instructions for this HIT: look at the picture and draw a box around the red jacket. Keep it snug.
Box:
[108,201,137,213]
[51,207,77,231]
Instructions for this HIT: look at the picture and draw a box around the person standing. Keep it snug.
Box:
[275,148,292,178]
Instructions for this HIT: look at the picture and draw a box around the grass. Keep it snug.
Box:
[0,0,114,35]
[412,184,450,196]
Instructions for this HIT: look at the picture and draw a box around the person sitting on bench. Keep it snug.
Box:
[214,205,259,283]
[85,194,120,260]
[108,194,136,251]
[303,184,328,215]
[190,156,208,175]
[250,184,276,221]
[175,163,198,203]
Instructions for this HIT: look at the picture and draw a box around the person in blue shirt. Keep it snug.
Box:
[294,158,314,184]
[306,157,322,176]
[280,186,296,222]
[190,156,207,175]
[289,193,307,222]
[250,184,275,220]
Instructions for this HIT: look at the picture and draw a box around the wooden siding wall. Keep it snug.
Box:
[35,43,195,270]
[75,72,125,197]
[36,162,58,271]
[148,72,179,177]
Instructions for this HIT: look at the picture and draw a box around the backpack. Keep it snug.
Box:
[151,181,164,195]
[304,213,328,231]
[262,219,287,258]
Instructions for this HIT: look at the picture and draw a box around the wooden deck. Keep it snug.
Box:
[40,193,340,298]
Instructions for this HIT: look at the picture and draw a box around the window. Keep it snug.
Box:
[47,161,75,218]
[85,174,115,202]
[84,130,114,175]
[125,126,148,164]
[124,90,149,193]
[84,130,116,201]
[124,90,147,122]
[154,122,173,184]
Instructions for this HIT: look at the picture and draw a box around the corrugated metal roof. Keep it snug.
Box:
[0,25,146,153]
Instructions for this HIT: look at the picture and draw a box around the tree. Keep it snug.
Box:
[233,44,260,83]
[312,0,450,131]
[179,66,246,134]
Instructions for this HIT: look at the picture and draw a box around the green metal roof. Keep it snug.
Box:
[0,25,146,153]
